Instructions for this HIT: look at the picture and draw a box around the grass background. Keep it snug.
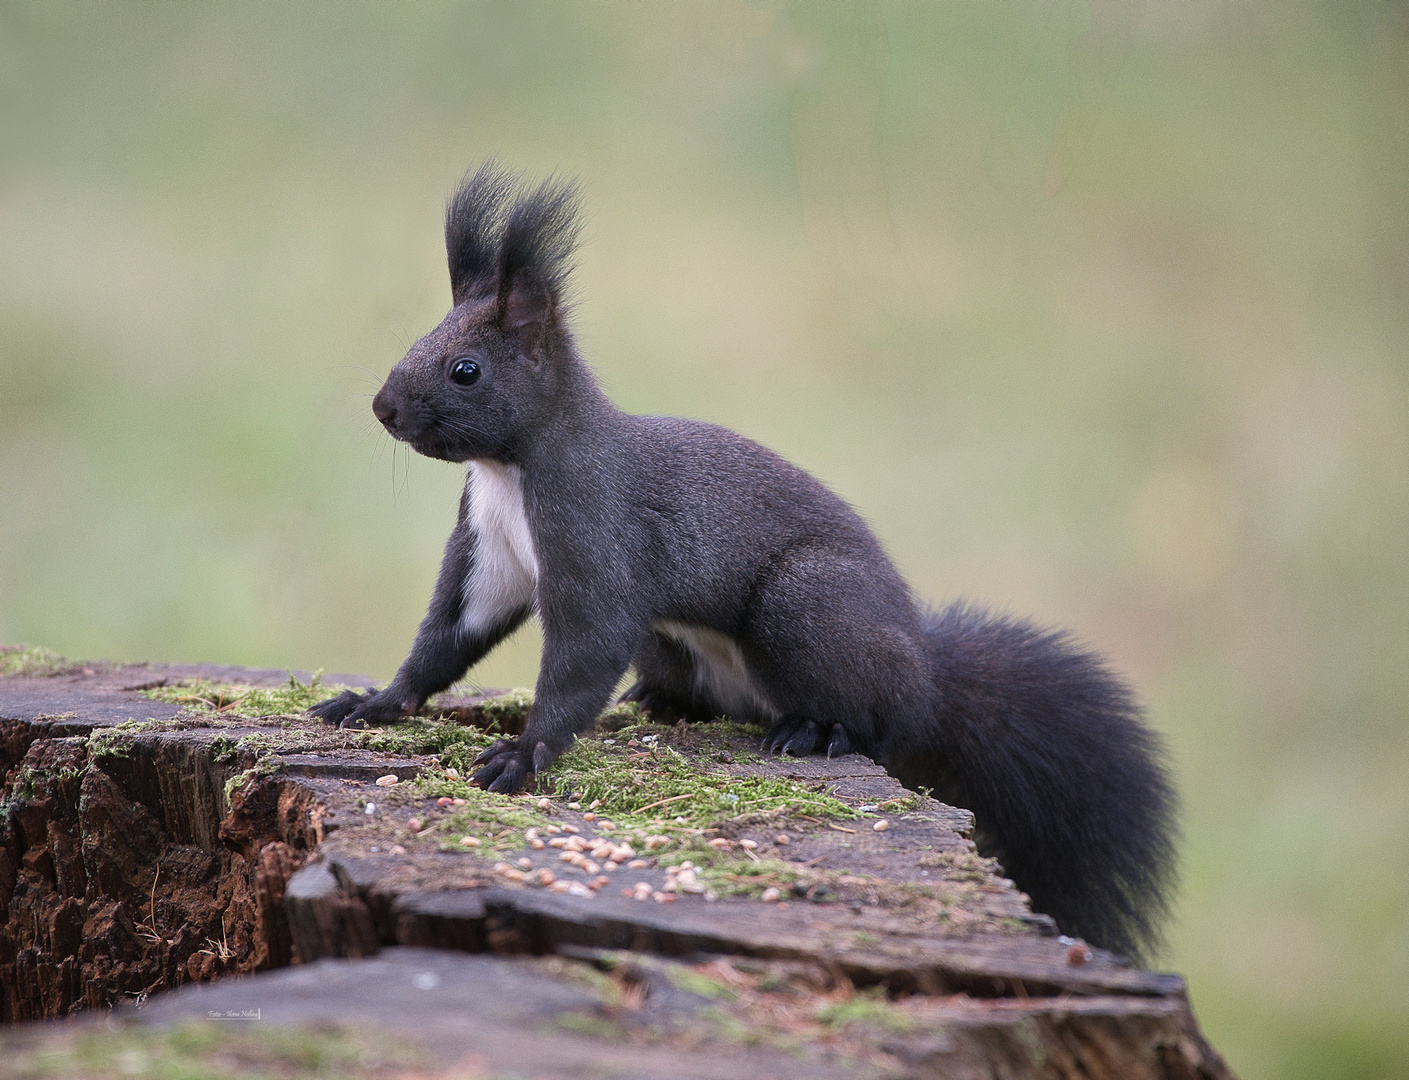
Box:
[0,2,1405,1075]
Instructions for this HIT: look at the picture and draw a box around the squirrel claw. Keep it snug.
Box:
[826,724,852,758]
[763,716,823,757]
[473,742,532,793]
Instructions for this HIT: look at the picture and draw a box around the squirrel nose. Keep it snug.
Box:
[372,387,398,429]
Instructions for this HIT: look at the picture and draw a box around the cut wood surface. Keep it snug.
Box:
[0,653,1235,1079]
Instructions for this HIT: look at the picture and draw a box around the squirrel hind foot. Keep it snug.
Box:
[762,715,824,756]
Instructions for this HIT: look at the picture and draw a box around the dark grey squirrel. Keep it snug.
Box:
[310,162,1178,961]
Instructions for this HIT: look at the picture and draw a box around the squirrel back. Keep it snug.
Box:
[311,163,1179,962]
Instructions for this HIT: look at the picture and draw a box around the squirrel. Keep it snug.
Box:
[311,163,1178,962]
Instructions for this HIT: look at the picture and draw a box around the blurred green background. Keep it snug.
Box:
[1,2,1405,1075]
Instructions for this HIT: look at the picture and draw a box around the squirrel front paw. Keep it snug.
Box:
[307,687,415,729]
[472,737,556,794]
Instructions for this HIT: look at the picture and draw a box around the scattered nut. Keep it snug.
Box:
[590,875,610,889]
[760,887,782,903]
[444,767,460,779]
[536,869,555,886]
[388,845,406,856]
[1068,943,1092,966]
[562,824,580,835]
[406,817,423,832]
[525,828,539,842]
[597,819,615,831]
[530,839,546,850]
[436,797,453,807]
[582,812,596,821]
[363,803,377,816]
[516,857,532,870]
[459,836,481,848]
[451,798,467,806]
[375,774,399,787]
[589,799,602,809]
[708,838,732,850]
[739,839,757,850]
[654,891,676,903]
[644,835,671,850]
[537,797,552,809]
[873,819,890,832]
[774,833,790,845]
[604,860,619,871]
[567,801,582,810]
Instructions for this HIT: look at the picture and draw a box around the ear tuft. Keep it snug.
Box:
[445,161,517,305]
[495,175,582,357]
[443,163,583,353]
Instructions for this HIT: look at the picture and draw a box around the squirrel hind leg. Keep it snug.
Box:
[618,679,715,724]
[621,631,723,724]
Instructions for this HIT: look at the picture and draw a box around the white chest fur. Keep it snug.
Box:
[460,460,540,636]
[653,621,778,721]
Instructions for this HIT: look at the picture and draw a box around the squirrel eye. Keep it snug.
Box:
[449,357,481,386]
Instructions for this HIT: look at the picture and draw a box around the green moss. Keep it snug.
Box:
[435,788,556,850]
[815,988,914,1034]
[86,720,156,760]
[667,966,737,1001]
[224,756,284,805]
[539,730,859,832]
[553,1011,628,1041]
[473,687,535,731]
[0,644,82,678]
[5,1017,426,1078]
[364,718,496,773]
[141,672,345,717]
[207,734,239,764]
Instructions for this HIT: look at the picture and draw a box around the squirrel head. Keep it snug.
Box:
[372,162,583,463]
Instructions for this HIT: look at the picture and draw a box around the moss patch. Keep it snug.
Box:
[141,673,345,717]
[0,644,83,678]
[545,724,858,832]
[1,1018,426,1079]
[816,987,915,1034]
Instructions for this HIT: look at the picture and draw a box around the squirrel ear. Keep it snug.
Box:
[499,274,553,361]
[446,162,516,307]
[493,174,581,361]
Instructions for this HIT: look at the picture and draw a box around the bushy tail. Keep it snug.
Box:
[894,603,1178,962]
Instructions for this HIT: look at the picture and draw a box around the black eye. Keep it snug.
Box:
[449,357,481,386]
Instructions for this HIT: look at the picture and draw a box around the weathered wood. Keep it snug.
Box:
[0,657,1235,1079]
